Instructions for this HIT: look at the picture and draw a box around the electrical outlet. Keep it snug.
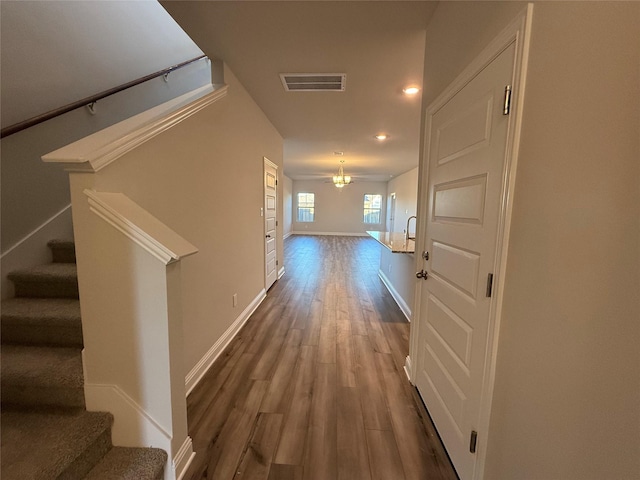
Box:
[388,264,392,274]
[232,293,238,307]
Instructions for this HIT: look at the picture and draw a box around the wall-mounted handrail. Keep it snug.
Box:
[1,55,208,139]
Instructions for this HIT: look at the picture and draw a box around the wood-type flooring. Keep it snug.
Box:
[185,235,458,480]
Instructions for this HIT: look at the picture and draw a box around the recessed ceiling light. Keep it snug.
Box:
[374,134,388,141]
[333,151,344,156]
[403,86,421,95]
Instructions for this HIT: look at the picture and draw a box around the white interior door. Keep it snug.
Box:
[414,43,516,480]
[264,158,278,290]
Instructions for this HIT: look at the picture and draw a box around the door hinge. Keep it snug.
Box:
[276,260,279,266]
[276,179,278,186]
[503,85,512,115]
[470,430,478,453]
[486,273,494,298]
[276,220,279,226]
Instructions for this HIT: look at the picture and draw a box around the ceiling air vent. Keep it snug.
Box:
[280,73,346,92]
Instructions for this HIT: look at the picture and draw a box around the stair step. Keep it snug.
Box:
[8,263,78,299]
[1,298,82,347]
[48,239,76,264]
[0,409,113,480]
[84,447,168,480]
[1,345,84,409]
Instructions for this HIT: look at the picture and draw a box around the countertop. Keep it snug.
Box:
[366,231,415,254]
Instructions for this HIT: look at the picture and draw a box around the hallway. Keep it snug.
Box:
[185,235,458,480]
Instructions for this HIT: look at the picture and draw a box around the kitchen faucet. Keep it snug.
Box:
[405,215,417,243]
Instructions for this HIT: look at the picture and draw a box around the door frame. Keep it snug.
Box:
[408,5,533,479]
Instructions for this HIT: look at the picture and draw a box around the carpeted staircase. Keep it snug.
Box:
[1,240,168,479]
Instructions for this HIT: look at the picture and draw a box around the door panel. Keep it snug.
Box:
[264,160,278,290]
[415,43,516,480]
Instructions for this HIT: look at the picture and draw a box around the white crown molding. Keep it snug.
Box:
[85,190,198,265]
[42,84,228,172]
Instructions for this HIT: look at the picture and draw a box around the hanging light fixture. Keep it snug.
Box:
[332,160,352,188]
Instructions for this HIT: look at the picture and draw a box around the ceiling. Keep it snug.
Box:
[161,1,438,182]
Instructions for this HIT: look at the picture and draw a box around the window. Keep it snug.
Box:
[364,194,383,224]
[297,193,315,222]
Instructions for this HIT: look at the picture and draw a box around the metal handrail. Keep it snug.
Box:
[1,55,208,139]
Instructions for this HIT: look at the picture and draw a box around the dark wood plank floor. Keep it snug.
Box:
[185,235,458,480]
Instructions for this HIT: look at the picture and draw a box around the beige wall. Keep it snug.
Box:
[292,180,387,235]
[422,2,640,478]
[93,65,284,374]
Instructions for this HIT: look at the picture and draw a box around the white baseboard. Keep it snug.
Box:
[84,381,195,480]
[378,269,412,322]
[283,231,292,239]
[1,205,73,299]
[83,382,171,449]
[185,289,267,395]
[278,266,285,279]
[174,436,196,480]
[291,231,368,237]
[404,355,413,384]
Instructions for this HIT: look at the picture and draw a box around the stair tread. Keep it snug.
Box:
[84,447,167,480]
[0,409,112,480]
[8,263,78,283]
[1,298,81,324]
[47,239,75,248]
[1,345,83,388]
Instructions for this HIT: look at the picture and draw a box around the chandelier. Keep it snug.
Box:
[332,160,352,188]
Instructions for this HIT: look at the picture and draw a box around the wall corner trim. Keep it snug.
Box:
[42,84,228,172]
[185,289,267,395]
[85,190,198,265]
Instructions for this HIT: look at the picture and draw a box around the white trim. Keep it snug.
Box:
[174,436,196,480]
[1,205,74,299]
[185,289,267,395]
[278,266,285,279]
[283,232,293,240]
[291,231,369,237]
[1,204,71,259]
[83,382,171,446]
[42,84,227,172]
[378,269,412,322]
[85,190,198,265]
[404,355,413,383]
[410,6,533,480]
[263,156,278,169]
